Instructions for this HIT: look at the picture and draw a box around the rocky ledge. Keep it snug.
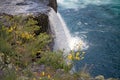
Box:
[0,0,57,32]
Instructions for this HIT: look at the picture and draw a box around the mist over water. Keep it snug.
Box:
[57,0,120,78]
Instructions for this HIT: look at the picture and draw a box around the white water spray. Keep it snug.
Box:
[48,8,88,53]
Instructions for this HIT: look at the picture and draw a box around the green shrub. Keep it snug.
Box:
[1,68,17,80]
[0,15,51,68]
[37,51,71,72]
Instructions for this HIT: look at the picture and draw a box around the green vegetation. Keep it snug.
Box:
[0,15,118,80]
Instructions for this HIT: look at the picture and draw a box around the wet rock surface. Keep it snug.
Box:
[48,0,57,12]
[0,0,50,15]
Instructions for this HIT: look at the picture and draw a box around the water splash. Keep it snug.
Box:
[48,8,88,53]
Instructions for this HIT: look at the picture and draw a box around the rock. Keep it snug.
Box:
[48,0,57,12]
[0,0,54,33]
[0,0,50,15]
[0,0,57,52]
[0,0,58,32]
[95,75,105,80]
[31,64,45,73]
[56,69,64,74]
[107,78,118,80]
[0,70,3,76]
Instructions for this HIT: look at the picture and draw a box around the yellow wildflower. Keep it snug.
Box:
[42,72,45,76]
[24,32,30,39]
[76,52,80,57]
[33,78,36,80]
[21,32,32,39]
[75,56,80,60]
[48,75,51,79]
[21,33,26,38]
[68,54,73,60]
[29,34,34,39]
[8,27,13,32]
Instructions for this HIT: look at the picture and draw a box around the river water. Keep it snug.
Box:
[57,0,120,78]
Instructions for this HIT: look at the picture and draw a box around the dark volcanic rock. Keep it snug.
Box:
[48,0,57,12]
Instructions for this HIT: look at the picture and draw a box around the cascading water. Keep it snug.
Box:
[57,0,120,78]
[48,8,70,53]
[48,8,88,54]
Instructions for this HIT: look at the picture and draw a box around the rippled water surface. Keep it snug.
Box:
[58,0,120,78]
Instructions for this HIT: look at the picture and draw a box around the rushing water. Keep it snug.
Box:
[57,0,120,78]
[48,8,88,54]
[48,8,70,53]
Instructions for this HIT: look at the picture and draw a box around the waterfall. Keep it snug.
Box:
[48,8,87,54]
[48,8,70,53]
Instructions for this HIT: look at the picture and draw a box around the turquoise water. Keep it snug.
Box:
[57,0,120,78]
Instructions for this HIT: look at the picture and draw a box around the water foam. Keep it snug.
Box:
[48,8,88,53]
[57,0,112,9]
[57,11,89,51]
